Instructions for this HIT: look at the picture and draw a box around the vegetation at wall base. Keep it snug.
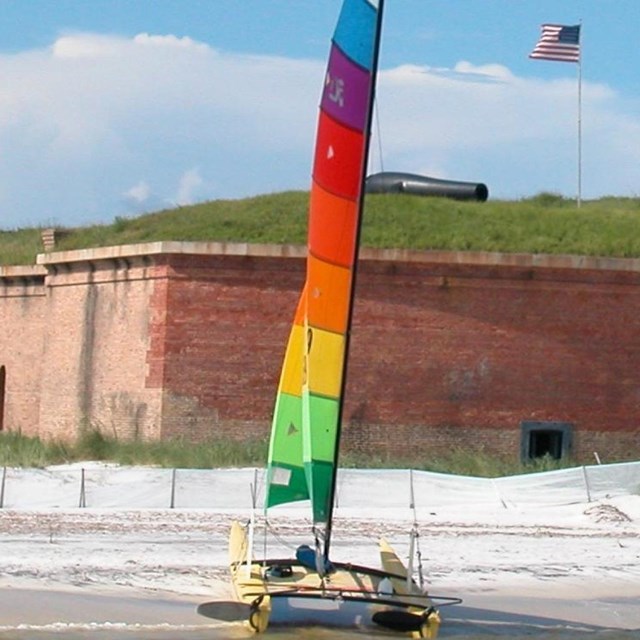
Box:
[0,430,268,470]
[0,431,71,468]
[339,446,573,476]
[2,191,640,266]
[1,430,588,477]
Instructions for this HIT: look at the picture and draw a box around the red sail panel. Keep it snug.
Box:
[312,112,365,201]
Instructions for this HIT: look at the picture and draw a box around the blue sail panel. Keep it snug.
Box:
[333,0,378,71]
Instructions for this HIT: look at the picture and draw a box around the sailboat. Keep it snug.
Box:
[201,0,443,635]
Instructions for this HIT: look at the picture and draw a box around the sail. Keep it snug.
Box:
[265,285,310,507]
[266,0,384,530]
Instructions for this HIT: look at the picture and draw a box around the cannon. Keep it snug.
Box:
[365,172,489,202]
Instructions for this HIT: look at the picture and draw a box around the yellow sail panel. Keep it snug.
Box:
[279,284,307,398]
[279,323,305,397]
[306,254,352,335]
[305,326,345,399]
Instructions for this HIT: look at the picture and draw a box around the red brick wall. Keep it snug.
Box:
[0,268,46,434]
[34,256,165,441]
[2,244,639,463]
[155,253,305,441]
[157,249,640,462]
[342,258,640,461]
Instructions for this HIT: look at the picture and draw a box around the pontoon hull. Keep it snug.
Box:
[227,521,440,637]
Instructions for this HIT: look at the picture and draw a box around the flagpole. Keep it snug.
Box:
[577,20,582,208]
[529,23,582,206]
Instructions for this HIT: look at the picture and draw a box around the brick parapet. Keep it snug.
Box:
[1,241,639,462]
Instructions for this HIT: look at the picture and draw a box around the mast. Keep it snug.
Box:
[323,0,385,562]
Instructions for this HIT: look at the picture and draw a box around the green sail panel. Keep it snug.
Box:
[302,391,340,522]
[266,391,309,506]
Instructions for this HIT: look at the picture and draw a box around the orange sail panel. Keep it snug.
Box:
[306,254,352,335]
[308,184,358,268]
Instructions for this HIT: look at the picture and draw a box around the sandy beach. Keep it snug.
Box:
[1,464,639,637]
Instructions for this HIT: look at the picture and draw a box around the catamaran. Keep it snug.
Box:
[200,0,449,635]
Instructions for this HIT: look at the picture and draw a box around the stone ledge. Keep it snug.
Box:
[0,265,47,279]
[32,240,640,274]
[36,241,307,266]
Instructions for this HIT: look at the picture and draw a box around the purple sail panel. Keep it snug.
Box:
[321,44,370,133]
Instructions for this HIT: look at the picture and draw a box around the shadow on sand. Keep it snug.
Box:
[442,601,639,638]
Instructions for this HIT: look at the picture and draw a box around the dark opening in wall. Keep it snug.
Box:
[521,421,573,461]
[0,366,5,431]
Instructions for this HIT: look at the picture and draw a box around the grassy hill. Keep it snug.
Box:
[2,191,640,266]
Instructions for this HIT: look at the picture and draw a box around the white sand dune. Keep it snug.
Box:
[1,463,639,635]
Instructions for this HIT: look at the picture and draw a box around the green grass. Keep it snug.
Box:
[340,446,572,477]
[0,228,49,267]
[0,430,268,470]
[2,191,640,266]
[0,430,575,477]
[0,431,73,468]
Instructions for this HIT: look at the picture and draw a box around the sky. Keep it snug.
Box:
[0,1,639,230]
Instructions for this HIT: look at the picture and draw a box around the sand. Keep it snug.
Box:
[1,463,639,635]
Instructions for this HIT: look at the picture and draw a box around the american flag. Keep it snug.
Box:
[529,24,581,63]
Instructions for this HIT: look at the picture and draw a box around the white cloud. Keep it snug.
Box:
[133,33,208,51]
[52,33,123,58]
[0,31,639,230]
[453,60,514,81]
[124,181,150,204]
[52,31,208,59]
[176,168,203,206]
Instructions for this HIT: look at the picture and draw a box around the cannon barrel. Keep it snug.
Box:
[365,172,489,202]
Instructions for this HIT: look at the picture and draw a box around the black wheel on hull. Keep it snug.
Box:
[372,606,437,634]
[249,595,267,633]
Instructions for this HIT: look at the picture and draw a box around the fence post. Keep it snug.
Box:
[79,468,86,508]
[0,466,6,508]
[170,468,177,509]
[409,469,415,510]
[491,478,508,509]
[581,466,592,503]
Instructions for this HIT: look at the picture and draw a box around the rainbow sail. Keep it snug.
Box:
[266,0,384,553]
